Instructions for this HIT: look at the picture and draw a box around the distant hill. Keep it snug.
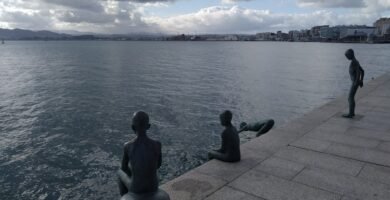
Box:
[0,28,71,40]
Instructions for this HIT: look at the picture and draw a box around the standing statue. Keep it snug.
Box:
[208,110,241,162]
[238,119,274,137]
[118,111,170,200]
[343,49,364,118]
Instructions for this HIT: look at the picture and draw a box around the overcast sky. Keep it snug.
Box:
[0,0,389,34]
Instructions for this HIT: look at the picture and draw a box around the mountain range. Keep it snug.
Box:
[0,28,72,40]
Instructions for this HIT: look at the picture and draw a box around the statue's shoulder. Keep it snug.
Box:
[124,138,136,149]
[147,137,161,152]
[352,59,360,67]
[150,138,162,147]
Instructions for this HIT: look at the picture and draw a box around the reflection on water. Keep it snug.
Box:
[0,41,389,199]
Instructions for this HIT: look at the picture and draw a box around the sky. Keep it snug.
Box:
[0,0,389,34]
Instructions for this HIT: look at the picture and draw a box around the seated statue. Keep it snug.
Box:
[118,111,170,200]
[238,119,275,137]
[208,110,241,163]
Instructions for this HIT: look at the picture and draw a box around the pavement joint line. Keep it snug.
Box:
[199,152,274,199]
[356,163,366,177]
[229,169,343,200]
[225,185,268,200]
[291,166,306,181]
[290,173,345,198]
[375,140,384,148]
[290,143,390,169]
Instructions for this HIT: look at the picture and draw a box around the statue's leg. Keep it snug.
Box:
[117,169,132,196]
[208,150,231,162]
[348,85,358,116]
[256,119,275,137]
[118,178,128,196]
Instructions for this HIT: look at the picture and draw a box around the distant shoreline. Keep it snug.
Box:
[2,39,390,44]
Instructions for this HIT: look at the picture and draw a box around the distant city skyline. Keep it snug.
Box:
[0,0,390,34]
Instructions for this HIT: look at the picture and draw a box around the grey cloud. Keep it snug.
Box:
[0,10,53,30]
[221,0,254,4]
[41,0,104,12]
[222,0,254,1]
[151,6,379,34]
[56,10,115,24]
[297,0,366,8]
[100,0,176,2]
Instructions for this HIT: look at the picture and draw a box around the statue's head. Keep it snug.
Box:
[131,111,151,133]
[219,110,232,126]
[345,49,355,60]
[240,122,247,129]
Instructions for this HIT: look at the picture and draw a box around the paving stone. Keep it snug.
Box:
[291,137,332,152]
[241,129,300,154]
[294,167,390,200]
[276,115,323,136]
[204,186,264,200]
[358,164,390,186]
[371,89,390,98]
[195,148,269,182]
[276,146,363,176]
[372,105,390,114]
[306,129,381,148]
[229,170,340,200]
[341,196,361,200]
[255,156,305,180]
[358,113,390,128]
[161,170,227,200]
[301,106,340,124]
[321,117,358,131]
[365,109,390,118]
[345,127,390,142]
[377,142,390,153]
[309,120,350,135]
[350,120,390,132]
[325,143,390,167]
[359,96,390,108]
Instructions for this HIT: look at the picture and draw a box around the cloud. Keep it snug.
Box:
[221,0,254,4]
[0,0,389,34]
[41,0,104,12]
[297,0,366,8]
[147,6,380,34]
[0,0,163,33]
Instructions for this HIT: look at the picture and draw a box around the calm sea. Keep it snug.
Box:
[0,41,389,199]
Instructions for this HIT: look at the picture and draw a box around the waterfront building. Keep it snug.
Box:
[320,26,341,41]
[339,25,375,42]
[374,18,390,39]
[288,30,301,41]
[299,29,311,41]
[311,25,329,41]
[255,32,276,41]
[224,35,239,41]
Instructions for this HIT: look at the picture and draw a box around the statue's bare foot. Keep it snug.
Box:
[342,114,355,118]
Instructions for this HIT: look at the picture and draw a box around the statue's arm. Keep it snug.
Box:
[121,144,132,177]
[157,141,162,168]
[238,127,245,133]
[353,61,361,87]
[218,130,227,153]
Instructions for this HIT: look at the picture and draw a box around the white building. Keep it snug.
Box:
[374,18,390,37]
[224,35,239,41]
[339,26,375,40]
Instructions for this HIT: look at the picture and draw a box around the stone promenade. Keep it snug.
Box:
[161,73,390,200]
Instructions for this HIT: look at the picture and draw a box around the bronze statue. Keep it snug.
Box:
[208,110,241,162]
[343,49,364,118]
[118,111,170,200]
[239,119,274,137]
